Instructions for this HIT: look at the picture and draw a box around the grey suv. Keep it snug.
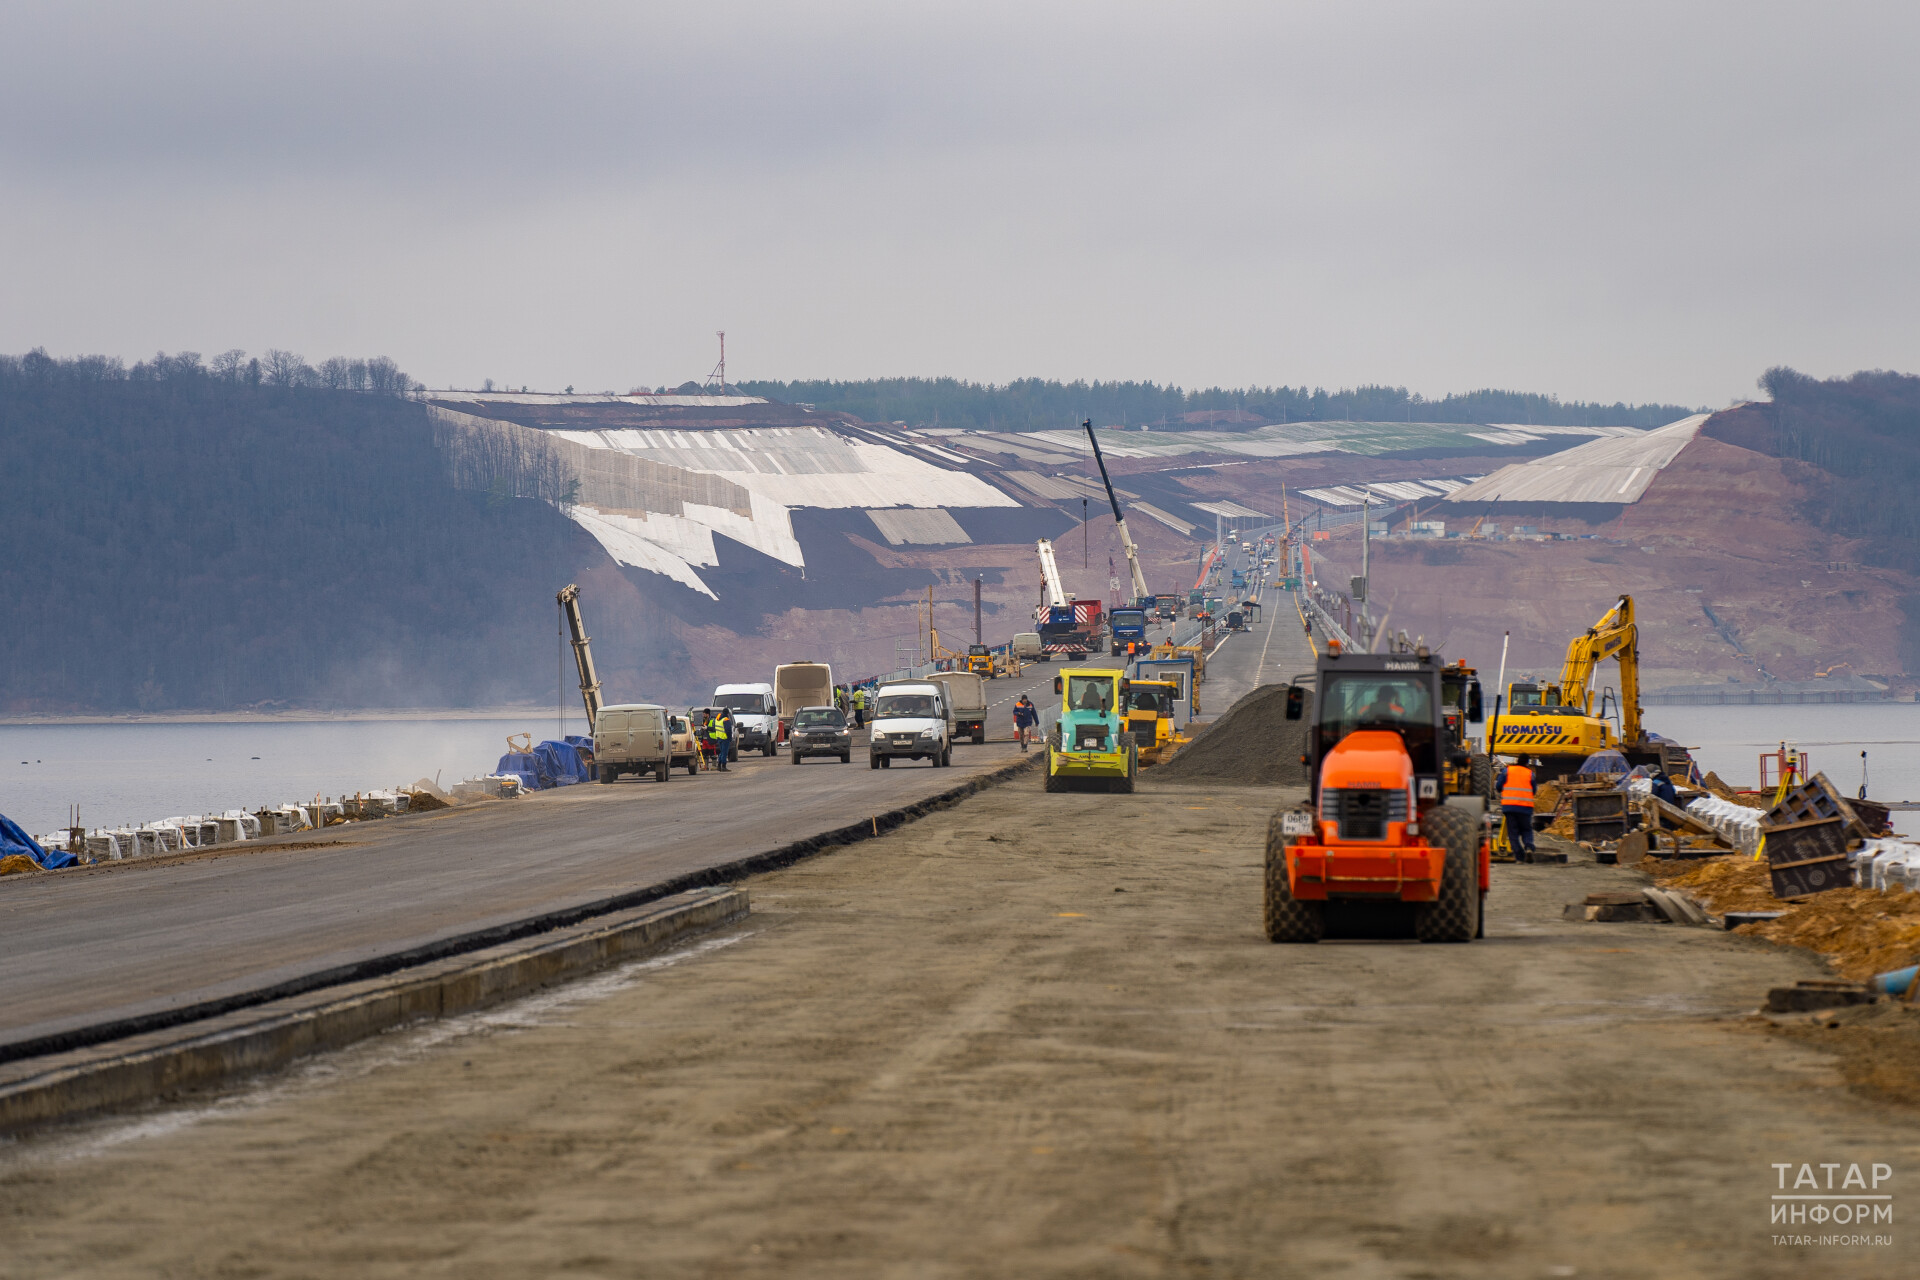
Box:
[789,706,852,764]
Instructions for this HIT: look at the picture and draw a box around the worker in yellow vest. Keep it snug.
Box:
[1498,756,1537,857]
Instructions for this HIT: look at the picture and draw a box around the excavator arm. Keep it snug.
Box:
[557,584,603,729]
[1557,595,1640,743]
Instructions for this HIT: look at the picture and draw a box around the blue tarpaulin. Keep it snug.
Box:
[495,739,592,790]
[0,812,77,870]
[496,751,542,791]
[533,739,590,787]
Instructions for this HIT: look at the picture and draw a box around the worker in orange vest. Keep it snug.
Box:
[1498,755,1538,857]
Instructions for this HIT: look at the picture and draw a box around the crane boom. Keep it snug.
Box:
[556,583,603,729]
[1082,418,1152,604]
[1036,539,1068,608]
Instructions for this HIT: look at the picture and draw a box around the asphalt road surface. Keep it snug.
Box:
[0,657,1121,1054]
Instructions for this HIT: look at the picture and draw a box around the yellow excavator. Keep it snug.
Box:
[1490,595,1664,780]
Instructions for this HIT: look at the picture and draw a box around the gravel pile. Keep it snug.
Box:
[1155,683,1309,787]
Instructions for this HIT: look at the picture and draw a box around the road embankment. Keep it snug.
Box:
[5,770,1913,1276]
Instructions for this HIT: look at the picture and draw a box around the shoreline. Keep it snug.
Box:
[0,707,570,728]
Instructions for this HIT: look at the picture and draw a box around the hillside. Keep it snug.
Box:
[0,353,1753,716]
[0,358,643,714]
[1295,368,1920,694]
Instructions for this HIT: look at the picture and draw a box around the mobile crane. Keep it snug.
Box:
[1034,538,1101,657]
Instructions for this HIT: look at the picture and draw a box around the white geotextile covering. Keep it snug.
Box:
[1297,476,1473,507]
[1855,840,1920,891]
[1686,795,1763,855]
[1131,502,1195,535]
[868,508,972,546]
[1445,415,1709,505]
[551,425,1016,595]
[1191,500,1268,519]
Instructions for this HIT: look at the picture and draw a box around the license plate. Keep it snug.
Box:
[1281,811,1316,837]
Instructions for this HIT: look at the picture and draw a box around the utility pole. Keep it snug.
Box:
[1361,490,1372,650]
[974,576,982,645]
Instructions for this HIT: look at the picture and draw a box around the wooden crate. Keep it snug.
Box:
[1765,772,1873,841]
[1763,815,1850,898]
[1572,791,1631,843]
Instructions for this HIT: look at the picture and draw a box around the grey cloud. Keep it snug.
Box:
[3,1,1918,402]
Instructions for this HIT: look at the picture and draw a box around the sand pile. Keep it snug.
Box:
[1647,853,1920,979]
[1155,684,1308,787]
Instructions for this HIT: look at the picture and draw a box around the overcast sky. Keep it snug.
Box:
[4,2,1915,405]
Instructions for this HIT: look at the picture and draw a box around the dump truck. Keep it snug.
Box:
[930,670,989,744]
[772,662,834,744]
[1109,606,1149,655]
[1044,668,1138,793]
[1264,644,1489,943]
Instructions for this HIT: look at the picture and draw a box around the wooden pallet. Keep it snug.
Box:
[1764,772,1873,842]
[1762,814,1850,898]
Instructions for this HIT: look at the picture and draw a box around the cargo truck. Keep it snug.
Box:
[1109,606,1149,655]
[930,670,989,744]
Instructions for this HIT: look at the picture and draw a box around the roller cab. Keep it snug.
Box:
[1045,668,1138,793]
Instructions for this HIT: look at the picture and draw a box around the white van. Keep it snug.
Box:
[593,704,673,783]
[1011,632,1045,662]
[868,681,952,768]
[713,683,779,757]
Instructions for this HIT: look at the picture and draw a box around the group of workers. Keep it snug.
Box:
[696,708,734,771]
[833,684,874,727]
[1496,755,1685,857]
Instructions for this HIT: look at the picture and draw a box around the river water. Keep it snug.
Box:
[0,715,587,841]
[4,702,1920,845]
[1644,703,1920,800]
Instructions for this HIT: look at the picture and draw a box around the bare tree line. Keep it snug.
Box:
[2,347,421,396]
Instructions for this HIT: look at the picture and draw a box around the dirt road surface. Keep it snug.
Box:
[6,764,1917,1278]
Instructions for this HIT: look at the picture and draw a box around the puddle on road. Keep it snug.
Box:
[0,929,760,1171]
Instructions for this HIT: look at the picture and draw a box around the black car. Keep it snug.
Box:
[789,706,852,764]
